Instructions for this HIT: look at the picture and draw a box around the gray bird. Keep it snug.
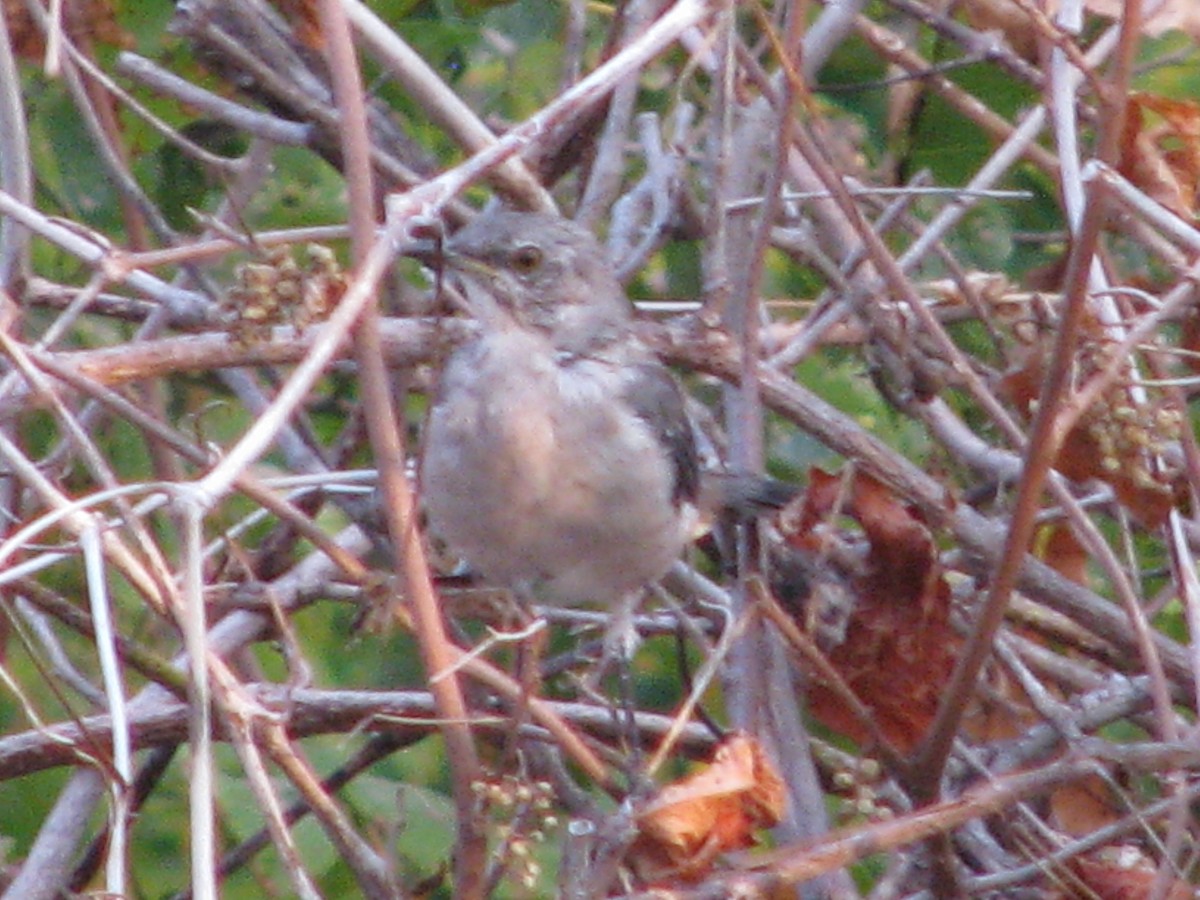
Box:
[416,209,703,607]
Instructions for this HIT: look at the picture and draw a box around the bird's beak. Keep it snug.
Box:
[397,235,502,320]
[397,236,497,282]
[396,235,443,268]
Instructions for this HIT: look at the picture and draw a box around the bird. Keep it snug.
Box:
[411,207,796,636]
[414,208,703,610]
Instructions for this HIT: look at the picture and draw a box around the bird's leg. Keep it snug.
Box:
[577,590,643,689]
[578,590,647,768]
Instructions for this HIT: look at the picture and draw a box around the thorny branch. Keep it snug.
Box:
[1,0,1199,898]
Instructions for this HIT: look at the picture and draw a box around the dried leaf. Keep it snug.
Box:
[1036,523,1088,587]
[1118,92,1200,219]
[1057,844,1195,899]
[782,469,960,752]
[3,0,128,60]
[999,333,1183,528]
[961,0,1042,59]
[961,665,1038,742]
[271,0,324,50]
[1048,774,1121,837]
[629,733,786,884]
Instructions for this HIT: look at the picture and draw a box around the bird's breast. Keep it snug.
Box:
[420,331,687,603]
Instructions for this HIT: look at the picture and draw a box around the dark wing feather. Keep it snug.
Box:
[622,363,700,507]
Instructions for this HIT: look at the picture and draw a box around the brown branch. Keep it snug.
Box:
[317,1,488,894]
[0,685,710,783]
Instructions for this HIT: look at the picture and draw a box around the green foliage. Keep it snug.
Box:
[243,146,349,231]
[155,121,250,231]
[25,81,122,232]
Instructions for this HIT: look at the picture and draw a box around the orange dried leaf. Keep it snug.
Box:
[630,733,785,883]
[1059,845,1195,900]
[272,0,324,49]
[1036,523,1088,587]
[1118,93,1200,219]
[1048,774,1121,837]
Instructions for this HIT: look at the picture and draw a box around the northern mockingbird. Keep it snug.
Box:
[413,209,785,611]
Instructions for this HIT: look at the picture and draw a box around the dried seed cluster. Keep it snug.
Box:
[1083,391,1184,494]
[472,775,558,891]
[223,244,344,345]
[830,759,893,824]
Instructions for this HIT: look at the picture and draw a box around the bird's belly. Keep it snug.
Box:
[421,338,688,605]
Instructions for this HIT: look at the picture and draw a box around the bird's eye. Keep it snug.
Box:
[510,244,543,274]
